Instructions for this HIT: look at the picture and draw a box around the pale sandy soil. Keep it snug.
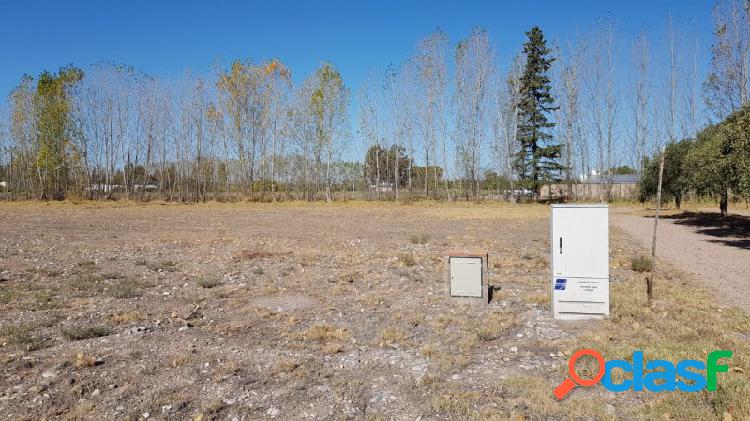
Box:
[611,207,750,313]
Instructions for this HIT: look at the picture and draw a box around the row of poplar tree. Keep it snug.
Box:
[1,0,749,202]
[0,26,562,202]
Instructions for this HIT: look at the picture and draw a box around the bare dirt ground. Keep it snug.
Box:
[1,202,748,420]
[611,207,750,314]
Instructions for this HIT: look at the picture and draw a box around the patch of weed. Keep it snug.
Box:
[631,255,653,272]
[397,252,416,267]
[61,324,112,341]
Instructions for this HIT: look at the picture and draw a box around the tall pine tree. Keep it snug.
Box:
[514,26,563,197]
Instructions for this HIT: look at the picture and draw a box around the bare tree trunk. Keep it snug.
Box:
[648,146,665,303]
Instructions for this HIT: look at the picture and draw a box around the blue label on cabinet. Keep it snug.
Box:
[554,278,567,290]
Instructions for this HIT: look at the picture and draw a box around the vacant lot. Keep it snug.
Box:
[0,202,748,420]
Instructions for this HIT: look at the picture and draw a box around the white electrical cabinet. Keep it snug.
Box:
[550,204,609,320]
[450,257,483,297]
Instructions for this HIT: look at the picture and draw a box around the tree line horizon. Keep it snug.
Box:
[0,0,749,204]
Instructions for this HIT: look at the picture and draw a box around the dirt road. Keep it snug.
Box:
[611,207,750,313]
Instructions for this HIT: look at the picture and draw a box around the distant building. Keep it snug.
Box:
[369,182,394,194]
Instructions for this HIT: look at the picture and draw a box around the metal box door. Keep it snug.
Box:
[552,206,608,279]
[450,257,483,297]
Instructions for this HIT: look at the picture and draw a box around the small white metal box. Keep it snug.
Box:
[551,204,609,320]
[450,257,483,297]
[444,250,489,304]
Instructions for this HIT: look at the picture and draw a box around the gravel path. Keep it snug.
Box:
[611,207,750,314]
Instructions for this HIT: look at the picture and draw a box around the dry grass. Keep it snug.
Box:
[108,279,144,298]
[557,271,750,419]
[378,327,409,348]
[433,352,471,372]
[409,233,430,244]
[146,260,178,272]
[67,274,106,296]
[74,352,100,368]
[0,323,47,350]
[321,342,344,354]
[304,323,348,343]
[109,311,144,324]
[232,249,290,262]
[271,359,300,375]
[76,260,97,270]
[61,324,113,341]
[500,376,613,419]
[397,252,416,267]
[475,311,521,341]
[2,200,748,419]
[431,390,482,416]
[196,278,222,289]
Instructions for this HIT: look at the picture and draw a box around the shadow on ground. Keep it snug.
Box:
[659,211,750,250]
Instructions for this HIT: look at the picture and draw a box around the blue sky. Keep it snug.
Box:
[1,0,714,107]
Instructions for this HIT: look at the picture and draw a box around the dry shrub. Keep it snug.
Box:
[397,252,416,267]
[74,352,98,368]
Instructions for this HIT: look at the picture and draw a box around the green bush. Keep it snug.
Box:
[631,255,652,273]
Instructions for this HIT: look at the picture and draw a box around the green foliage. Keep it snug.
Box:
[639,140,693,208]
[609,165,637,175]
[482,170,512,191]
[310,63,346,132]
[410,166,444,188]
[640,106,750,214]
[364,144,411,187]
[33,65,84,200]
[514,26,563,196]
[684,106,750,213]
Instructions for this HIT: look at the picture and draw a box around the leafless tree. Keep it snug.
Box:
[583,21,620,201]
[494,53,524,200]
[454,28,495,200]
[704,0,750,119]
[413,29,449,198]
[556,38,584,198]
[631,31,652,173]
